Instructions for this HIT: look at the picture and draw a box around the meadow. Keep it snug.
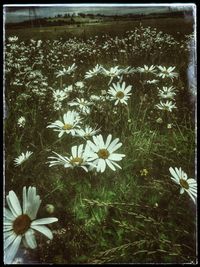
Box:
[4,16,197,264]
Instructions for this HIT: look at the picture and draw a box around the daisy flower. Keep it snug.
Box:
[90,95,101,101]
[120,66,136,75]
[8,36,18,42]
[55,63,77,77]
[48,144,92,172]
[63,85,73,93]
[47,110,82,138]
[158,86,176,100]
[17,117,26,128]
[137,65,157,74]
[53,101,62,111]
[145,79,159,84]
[157,66,178,79]
[75,81,84,89]
[75,126,101,139]
[108,81,132,105]
[52,89,68,102]
[84,64,102,79]
[14,151,33,166]
[169,167,197,203]
[86,134,125,173]
[101,66,122,85]
[68,98,94,115]
[4,186,58,264]
[155,100,177,112]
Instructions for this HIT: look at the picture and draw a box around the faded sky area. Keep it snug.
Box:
[4,5,193,23]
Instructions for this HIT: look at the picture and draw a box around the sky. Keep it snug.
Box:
[4,5,194,23]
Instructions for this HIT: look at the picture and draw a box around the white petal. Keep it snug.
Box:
[186,190,196,203]
[180,188,184,194]
[86,154,99,161]
[109,153,125,161]
[107,138,120,152]
[110,160,122,169]
[87,140,98,152]
[31,225,53,240]
[4,232,17,249]
[81,165,89,172]
[98,135,105,147]
[71,146,77,158]
[78,144,84,157]
[106,159,116,171]
[31,217,58,226]
[6,192,22,218]
[4,230,14,239]
[25,229,37,249]
[23,186,27,214]
[4,208,15,220]
[26,187,41,220]
[169,167,179,182]
[4,235,22,264]
[109,142,122,153]
[58,131,64,138]
[105,134,112,148]
[4,226,13,232]
[187,178,197,185]
[93,135,101,148]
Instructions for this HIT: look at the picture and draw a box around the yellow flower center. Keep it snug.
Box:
[70,157,83,165]
[13,214,31,235]
[162,71,169,75]
[180,179,189,190]
[116,91,124,99]
[63,124,73,130]
[97,149,110,159]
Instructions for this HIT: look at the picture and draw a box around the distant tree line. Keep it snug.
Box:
[5,10,192,29]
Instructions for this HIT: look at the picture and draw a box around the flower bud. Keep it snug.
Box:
[156,117,163,124]
[45,204,55,214]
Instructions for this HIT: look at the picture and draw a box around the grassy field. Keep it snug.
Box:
[5,17,193,40]
[4,16,197,264]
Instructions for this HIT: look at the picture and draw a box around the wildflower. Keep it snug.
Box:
[55,63,77,77]
[53,101,62,111]
[145,79,159,84]
[137,65,157,74]
[85,64,102,79]
[47,110,82,138]
[14,151,33,166]
[101,90,107,96]
[169,167,197,203]
[68,98,94,115]
[90,95,101,101]
[52,89,68,102]
[156,117,163,124]
[101,66,122,85]
[64,85,73,93]
[108,81,132,105]
[4,186,58,263]
[48,144,92,172]
[140,169,148,176]
[17,117,26,128]
[158,86,176,99]
[86,134,125,172]
[8,36,18,42]
[75,126,101,139]
[167,123,172,129]
[75,81,84,88]
[155,100,177,112]
[157,66,178,79]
